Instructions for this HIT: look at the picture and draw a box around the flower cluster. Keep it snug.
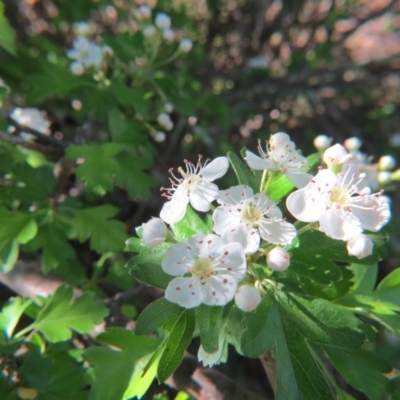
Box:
[139,133,391,312]
[9,108,51,140]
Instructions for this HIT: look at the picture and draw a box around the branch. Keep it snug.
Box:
[259,349,276,394]
[0,130,64,155]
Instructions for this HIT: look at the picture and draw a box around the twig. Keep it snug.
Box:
[259,349,277,394]
[0,130,63,155]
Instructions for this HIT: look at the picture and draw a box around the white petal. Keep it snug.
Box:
[221,224,260,255]
[160,189,189,224]
[351,197,391,232]
[258,219,297,245]
[213,206,241,235]
[286,188,322,222]
[189,181,218,212]
[270,132,291,148]
[253,193,282,218]
[215,242,247,280]
[162,241,197,276]
[245,150,274,170]
[203,275,238,306]
[165,277,204,308]
[200,157,229,181]
[196,234,225,259]
[319,208,362,241]
[285,171,313,188]
[217,185,254,206]
[142,218,168,247]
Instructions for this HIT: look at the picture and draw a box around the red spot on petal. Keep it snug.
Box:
[176,287,181,291]
[207,240,212,244]
[224,251,229,255]
[212,291,216,296]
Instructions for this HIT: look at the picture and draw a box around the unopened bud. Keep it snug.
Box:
[163,28,175,43]
[143,25,157,38]
[102,45,113,57]
[164,103,173,113]
[347,234,373,259]
[267,247,290,271]
[379,155,396,171]
[323,144,351,173]
[235,285,261,312]
[157,112,173,131]
[344,137,362,152]
[70,62,85,76]
[378,171,392,185]
[154,131,166,142]
[155,13,171,30]
[17,387,38,400]
[135,5,151,20]
[313,135,333,151]
[143,218,168,247]
[179,38,193,53]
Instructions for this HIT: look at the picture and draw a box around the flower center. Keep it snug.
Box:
[329,187,349,206]
[240,201,262,224]
[180,172,200,193]
[191,258,214,282]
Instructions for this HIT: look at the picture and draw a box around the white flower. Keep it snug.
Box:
[163,28,175,43]
[323,144,352,172]
[70,61,85,75]
[346,234,374,259]
[143,218,168,247]
[286,168,391,241]
[135,5,151,20]
[67,37,103,68]
[267,247,290,271]
[247,55,269,69]
[157,112,173,131]
[379,155,396,171]
[10,108,51,135]
[235,285,261,312]
[213,185,297,254]
[246,132,312,188]
[179,38,193,53]
[73,22,92,36]
[155,13,171,30]
[143,25,157,38]
[344,137,362,153]
[342,153,378,190]
[162,234,246,308]
[313,135,332,151]
[160,156,229,224]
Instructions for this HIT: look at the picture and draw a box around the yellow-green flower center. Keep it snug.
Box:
[240,201,262,224]
[330,187,349,206]
[191,258,214,281]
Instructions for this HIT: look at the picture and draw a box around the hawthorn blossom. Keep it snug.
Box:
[67,37,103,68]
[9,108,51,135]
[160,156,229,224]
[179,38,193,53]
[162,234,246,308]
[323,144,352,172]
[313,135,332,152]
[267,247,291,271]
[246,132,312,188]
[286,168,391,241]
[143,218,168,247]
[213,185,297,254]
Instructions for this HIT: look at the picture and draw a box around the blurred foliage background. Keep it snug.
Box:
[1,0,400,399]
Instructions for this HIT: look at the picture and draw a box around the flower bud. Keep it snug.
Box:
[157,112,173,131]
[323,144,351,172]
[154,131,166,142]
[179,38,193,53]
[70,62,85,76]
[164,103,173,113]
[102,45,113,57]
[155,13,171,30]
[267,247,290,271]
[235,285,261,312]
[346,234,373,259]
[143,25,157,38]
[143,218,168,247]
[313,135,332,151]
[73,22,92,36]
[344,137,362,153]
[378,171,392,185]
[163,28,175,43]
[379,155,396,171]
[135,5,151,20]
[389,133,400,148]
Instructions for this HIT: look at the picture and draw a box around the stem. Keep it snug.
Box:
[152,48,181,69]
[296,223,317,236]
[259,170,268,192]
[14,325,34,339]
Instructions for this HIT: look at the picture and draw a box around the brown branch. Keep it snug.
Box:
[0,130,63,155]
[259,349,277,394]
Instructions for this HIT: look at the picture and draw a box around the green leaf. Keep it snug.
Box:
[19,350,53,389]
[64,205,127,253]
[196,305,224,353]
[0,297,31,338]
[111,82,149,117]
[157,309,195,382]
[227,150,257,190]
[136,298,184,335]
[170,205,211,241]
[325,348,391,400]
[0,2,16,55]
[27,286,108,342]
[108,108,145,144]
[266,174,294,201]
[126,242,173,289]
[84,328,161,400]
